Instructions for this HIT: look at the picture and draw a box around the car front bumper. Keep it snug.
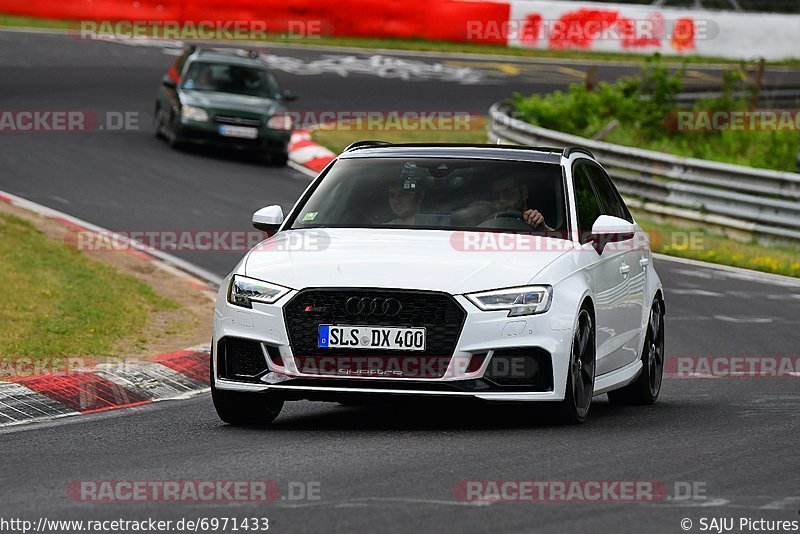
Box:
[212,285,576,402]
[175,123,290,153]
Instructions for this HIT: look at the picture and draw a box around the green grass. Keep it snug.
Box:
[633,211,800,277]
[514,87,800,171]
[0,213,178,361]
[2,13,798,67]
[0,14,70,30]
[512,59,800,172]
[600,127,799,171]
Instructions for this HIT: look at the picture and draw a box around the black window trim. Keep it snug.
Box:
[583,161,634,223]
[570,159,604,245]
[284,156,572,236]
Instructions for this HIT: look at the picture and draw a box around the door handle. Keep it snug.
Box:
[620,264,631,277]
[639,257,650,267]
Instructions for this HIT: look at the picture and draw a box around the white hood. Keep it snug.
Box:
[244,228,570,294]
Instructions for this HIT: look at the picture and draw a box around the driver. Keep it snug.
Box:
[186,64,213,90]
[385,178,425,225]
[490,175,554,231]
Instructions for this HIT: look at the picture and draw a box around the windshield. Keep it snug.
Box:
[181,61,280,98]
[288,157,568,234]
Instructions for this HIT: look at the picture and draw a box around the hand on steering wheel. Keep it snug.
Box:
[489,209,546,228]
[521,209,546,228]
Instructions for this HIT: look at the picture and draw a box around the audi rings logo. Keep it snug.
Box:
[345,297,403,316]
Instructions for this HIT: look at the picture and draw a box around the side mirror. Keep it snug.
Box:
[252,205,284,235]
[281,89,298,102]
[161,76,177,89]
[590,215,635,253]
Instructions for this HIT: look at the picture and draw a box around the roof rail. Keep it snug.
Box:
[343,140,393,152]
[562,145,595,159]
[230,48,262,59]
[192,47,263,60]
[344,142,562,152]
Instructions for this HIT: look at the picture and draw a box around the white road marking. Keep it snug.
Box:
[274,496,494,509]
[669,289,724,297]
[713,315,774,323]
[760,496,800,510]
[656,254,800,287]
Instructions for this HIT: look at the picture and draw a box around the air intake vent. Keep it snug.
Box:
[216,337,269,382]
[484,348,553,391]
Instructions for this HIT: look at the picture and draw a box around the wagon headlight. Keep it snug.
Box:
[267,114,292,130]
[466,285,553,317]
[228,275,290,308]
[181,104,209,123]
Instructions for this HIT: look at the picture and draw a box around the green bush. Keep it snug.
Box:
[512,55,800,171]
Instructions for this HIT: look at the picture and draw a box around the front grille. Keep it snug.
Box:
[213,115,263,127]
[216,337,269,382]
[283,288,466,379]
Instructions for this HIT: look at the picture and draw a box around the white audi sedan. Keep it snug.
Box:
[211,143,665,425]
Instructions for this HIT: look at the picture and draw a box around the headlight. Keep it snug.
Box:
[466,285,553,317]
[228,275,290,308]
[267,114,292,130]
[181,105,209,123]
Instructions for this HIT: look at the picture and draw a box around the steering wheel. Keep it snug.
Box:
[351,203,379,225]
[478,210,532,230]
[489,210,525,220]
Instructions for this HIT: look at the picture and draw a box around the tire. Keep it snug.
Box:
[210,358,283,426]
[166,114,183,150]
[154,106,165,139]
[608,299,664,406]
[552,307,595,424]
[271,151,289,166]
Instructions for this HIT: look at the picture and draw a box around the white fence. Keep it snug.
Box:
[506,0,800,60]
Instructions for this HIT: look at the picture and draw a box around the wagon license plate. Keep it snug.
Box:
[218,125,258,139]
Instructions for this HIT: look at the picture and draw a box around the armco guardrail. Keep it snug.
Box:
[489,101,800,242]
[670,85,800,109]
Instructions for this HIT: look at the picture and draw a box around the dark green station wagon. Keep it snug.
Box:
[154,46,297,165]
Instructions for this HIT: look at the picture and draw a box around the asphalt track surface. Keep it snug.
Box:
[1,30,799,533]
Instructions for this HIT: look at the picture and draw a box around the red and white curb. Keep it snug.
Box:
[288,129,335,177]
[0,189,222,428]
[0,346,211,427]
[0,133,323,429]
